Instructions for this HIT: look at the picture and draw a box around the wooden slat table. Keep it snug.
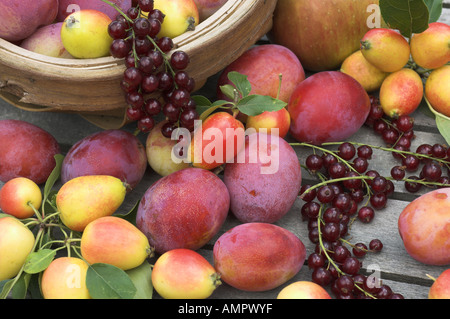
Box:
[1,3,449,301]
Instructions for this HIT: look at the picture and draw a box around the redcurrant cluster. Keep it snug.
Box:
[107,0,199,135]
[366,96,450,193]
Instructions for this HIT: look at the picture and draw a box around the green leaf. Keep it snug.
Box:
[379,0,430,37]
[0,279,15,299]
[43,154,64,202]
[23,249,56,274]
[236,95,287,116]
[425,96,450,144]
[424,0,443,22]
[228,71,252,98]
[86,263,136,299]
[126,261,153,299]
[192,95,213,116]
[199,100,230,121]
[11,273,31,299]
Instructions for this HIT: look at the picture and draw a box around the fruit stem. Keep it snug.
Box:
[100,0,134,23]
[426,274,436,282]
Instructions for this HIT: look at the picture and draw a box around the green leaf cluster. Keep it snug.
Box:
[0,155,152,299]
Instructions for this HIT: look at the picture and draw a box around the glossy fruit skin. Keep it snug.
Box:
[152,248,221,299]
[269,0,379,71]
[0,119,61,185]
[428,269,450,299]
[213,223,306,292]
[246,108,291,139]
[223,133,302,223]
[398,188,450,266]
[425,65,450,117]
[136,168,230,254]
[61,9,113,59]
[61,129,147,191]
[360,28,411,73]
[277,281,332,299]
[41,257,91,299]
[288,71,370,145]
[189,112,245,171]
[153,0,199,39]
[340,50,389,92]
[379,68,424,118]
[56,175,127,232]
[411,22,450,70]
[0,216,35,281]
[0,177,42,219]
[80,216,152,270]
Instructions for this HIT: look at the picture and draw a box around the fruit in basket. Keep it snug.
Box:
[217,44,305,106]
[379,68,424,118]
[360,28,411,73]
[20,23,73,58]
[61,129,147,191]
[57,0,132,22]
[40,257,91,299]
[0,0,58,42]
[277,281,332,299]
[428,269,450,299]
[56,175,127,232]
[288,71,371,145]
[0,177,42,219]
[193,0,227,22]
[80,216,153,271]
[0,120,61,185]
[146,120,189,176]
[61,9,113,59]
[136,167,230,254]
[223,133,302,223]
[410,22,450,70]
[153,0,199,39]
[425,65,450,117]
[189,112,245,171]
[246,108,291,139]
[340,50,389,92]
[213,223,306,292]
[152,248,221,299]
[0,216,35,281]
[269,0,379,71]
[398,188,450,266]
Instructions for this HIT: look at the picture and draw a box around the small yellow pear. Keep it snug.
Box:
[81,216,153,270]
[56,175,127,232]
[153,0,199,39]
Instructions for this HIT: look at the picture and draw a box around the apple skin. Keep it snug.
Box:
[429,269,450,299]
[217,44,305,105]
[213,222,306,292]
[425,65,450,117]
[0,0,58,42]
[269,0,379,71]
[379,68,424,118]
[398,188,450,266]
[340,50,388,93]
[57,0,132,22]
[136,167,230,254]
[360,28,411,73]
[20,23,73,58]
[193,0,227,22]
[246,108,291,139]
[154,0,200,39]
[0,120,61,185]
[41,257,91,299]
[0,216,36,281]
[152,248,221,299]
[61,9,113,59]
[277,281,332,299]
[0,177,42,219]
[288,71,371,145]
[411,22,450,70]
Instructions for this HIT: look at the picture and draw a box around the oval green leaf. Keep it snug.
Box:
[126,261,153,299]
[23,249,56,274]
[86,263,136,299]
[380,0,430,37]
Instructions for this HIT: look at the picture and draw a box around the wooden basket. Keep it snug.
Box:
[0,0,277,129]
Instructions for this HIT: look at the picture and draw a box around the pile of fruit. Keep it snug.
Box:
[1,0,450,300]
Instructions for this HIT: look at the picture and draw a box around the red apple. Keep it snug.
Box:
[188,112,245,171]
[0,177,42,219]
[57,0,132,22]
[269,0,380,71]
[246,107,291,139]
[288,71,371,145]
[428,269,450,299]
[0,0,58,42]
